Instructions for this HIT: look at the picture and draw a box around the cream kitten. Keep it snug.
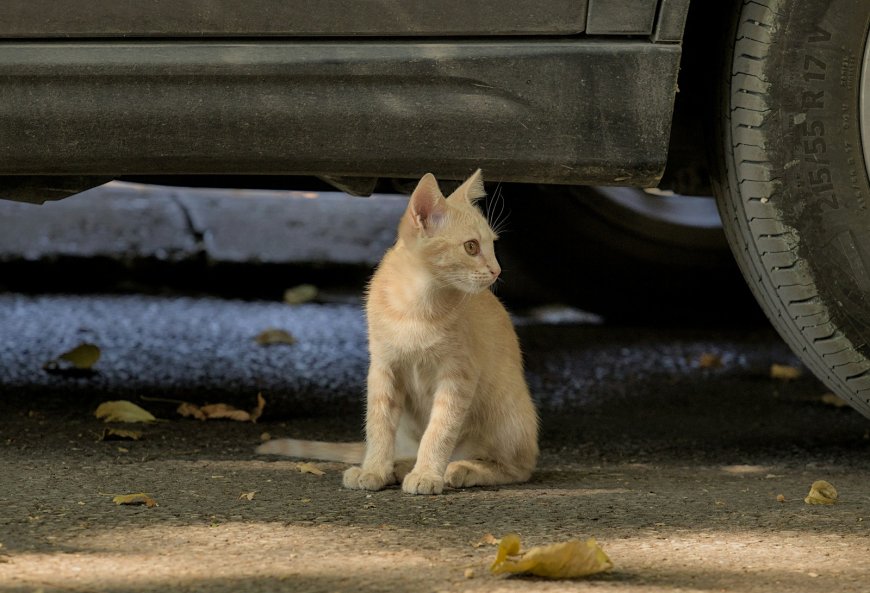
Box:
[257,170,539,494]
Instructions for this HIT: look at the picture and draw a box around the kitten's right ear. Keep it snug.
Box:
[408,173,447,235]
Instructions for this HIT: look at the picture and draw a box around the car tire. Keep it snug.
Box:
[713,0,870,418]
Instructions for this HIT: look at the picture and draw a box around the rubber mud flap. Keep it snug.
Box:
[713,0,870,417]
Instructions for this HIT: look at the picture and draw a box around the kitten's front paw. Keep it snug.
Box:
[342,465,395,491]
[402,470,444,495]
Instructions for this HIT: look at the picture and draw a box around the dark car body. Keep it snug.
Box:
[0,0,693,201]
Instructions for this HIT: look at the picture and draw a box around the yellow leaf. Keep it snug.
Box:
[95,401,157,424]
[43,343,101,374]
[112,493,158,507]
[770,363,802,380]
[490,533,612,579]
[255,328,296,346]
[283,284,318,305]
[239,491,256,501]
[298,462,325,476]
[805,480,838,505]
[60,343,101,369]
[820,393,848,408]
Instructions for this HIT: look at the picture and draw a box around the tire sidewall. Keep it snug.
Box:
[771,0,870,349]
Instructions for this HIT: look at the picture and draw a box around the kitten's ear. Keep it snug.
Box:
[455,168,486,205]
[408,173,447,234]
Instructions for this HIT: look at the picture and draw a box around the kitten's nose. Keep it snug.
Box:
[489,264,501,279]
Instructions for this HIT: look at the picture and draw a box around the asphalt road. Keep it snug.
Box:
[1,293,869,592]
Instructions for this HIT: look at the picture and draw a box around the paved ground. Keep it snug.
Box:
[1,293,869,592]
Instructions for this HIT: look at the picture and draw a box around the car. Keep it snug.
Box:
[2,0,869,420]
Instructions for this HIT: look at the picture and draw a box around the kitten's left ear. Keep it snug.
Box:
[455,168,486,205]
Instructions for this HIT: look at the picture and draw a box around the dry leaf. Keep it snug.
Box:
[99,428,142,441]
[698,353,723,369]
[776,494,786,503]
[95,401,157,424]
[177,402,206,420]
[250,393,266,423]
[770,363,802,380]
[298,462,325,476]
[255,328,296,346]
[490,533,612,579]
[820,393,848,408]
[200,403,251,422]
[112,493,158,507]
[177,394,265,423]
[283,284,318,305]
[473,533,501,548]
[239,491,256,501]
[805,480,838,505]
[43,342,101,375]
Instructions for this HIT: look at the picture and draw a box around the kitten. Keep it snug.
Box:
[257,169,539,494]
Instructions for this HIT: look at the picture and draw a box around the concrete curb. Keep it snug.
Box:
[0,182,406,267]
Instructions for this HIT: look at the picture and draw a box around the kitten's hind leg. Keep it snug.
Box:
[445,459,532,488]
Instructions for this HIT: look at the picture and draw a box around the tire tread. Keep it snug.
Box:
[716,0,870,417]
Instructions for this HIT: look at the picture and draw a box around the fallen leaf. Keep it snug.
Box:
[298,462,325,476]
[805,480,838,505]
[250,393,266,423]
[698,353,723,369]
[95,401,157,424]
[199,403,251,422]
[112,493,158,507]
[177,394,266,423]
[770,363,802,380]
[820,393,848,408]
[99,428,143,441]
[283,284,318,305]
[239,491,256,501]
[43,343,101,375]
[776,494,786,503]
[472,533,501,548]
[255,328,296,346]
[490,533,612,578]
[177,402,206,420]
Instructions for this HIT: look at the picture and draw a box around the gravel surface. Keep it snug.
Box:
[1,294,868,592]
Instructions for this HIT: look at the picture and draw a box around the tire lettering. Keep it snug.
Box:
[801,90,825,109]
[796,28,839,212]
[817,193,839,211]
[807,25,832,43]
[809,167,832,185]
[802,136,826,154]
[803,55,827,81]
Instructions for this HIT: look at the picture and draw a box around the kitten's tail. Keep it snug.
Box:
[256,438,365,464]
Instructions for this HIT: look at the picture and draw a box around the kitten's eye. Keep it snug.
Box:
[464,240,480,256]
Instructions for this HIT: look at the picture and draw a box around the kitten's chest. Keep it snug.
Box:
[372,315,453,358]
